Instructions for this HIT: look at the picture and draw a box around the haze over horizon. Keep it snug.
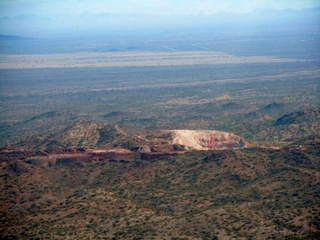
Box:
[1,0,320,17]
[0,0,319,37]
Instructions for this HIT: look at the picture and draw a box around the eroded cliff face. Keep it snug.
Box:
[150,130,248,151]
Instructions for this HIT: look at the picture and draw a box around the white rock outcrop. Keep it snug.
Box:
[157,130,247,150]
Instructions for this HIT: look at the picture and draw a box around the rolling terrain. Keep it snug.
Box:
[0,31,320,239]
[0,111,319,239]
[1,137,319,239]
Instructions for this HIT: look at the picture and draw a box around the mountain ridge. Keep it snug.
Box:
[16,120,141,150]
[13,120,249,153]
[1,141,319,239]
[1,7,319,37]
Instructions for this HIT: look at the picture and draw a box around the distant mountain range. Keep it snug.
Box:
[0,34,32,40]
[1,7,319,37]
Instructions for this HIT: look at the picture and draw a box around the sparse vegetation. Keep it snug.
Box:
[1,146,319,239]
[0,31,319,239]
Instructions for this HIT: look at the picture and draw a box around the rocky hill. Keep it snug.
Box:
[273,107,320,126]
[1,115,319,239]
[1,144,319,239]
[9,119,250,153]
[226,107,320,143]
[16,121,141,150]
[0,111,93,145]
[151,129,248,151]
[260,108,320,142]
[290,134,320,148]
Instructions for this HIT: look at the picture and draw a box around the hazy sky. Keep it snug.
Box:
[1,0,320,17]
